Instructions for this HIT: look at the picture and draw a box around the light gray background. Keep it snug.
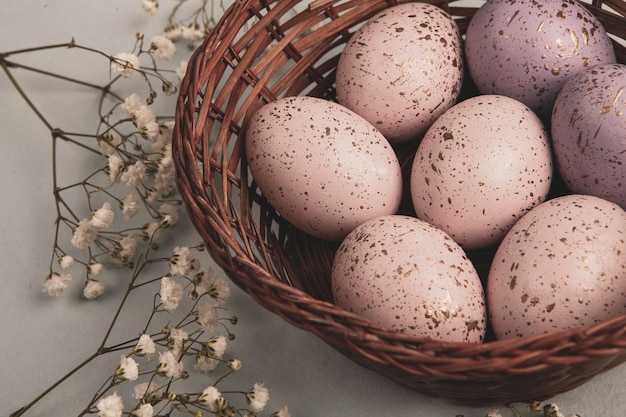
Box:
[1,1,624,416]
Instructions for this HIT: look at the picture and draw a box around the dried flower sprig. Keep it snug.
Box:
[4,1,288,416]
[455,401,581,417]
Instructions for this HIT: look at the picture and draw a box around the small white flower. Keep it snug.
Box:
[99,131,121,156]
[83,279,105,299]
[175,60,188,80]
[59,255,74,269]
[111,52,140,78]
[197,302,219,332]
[169,328,188,358]
[71,218,98,249]
[169,246,194,276]
[131,403,154,417]
[206,335,227,358]
[134,333,156,357]
[141,0,158,15]
[151,35,176,60]
[246,383,269,413]
[274,406,291,417]
[195,267,231,305]
[485,410,503,417]
[90,202,115,229]
[119,235,137,260]
[88,263,104,277]
[121,160,148,187]
[120,93,143,117]
[159,276,183,310]
[159,202,180,226]
[194,354,219,373]
[122,192,141,220]
[108,154,124,184]
[142,120,160,142]
[134,105,156,129]
[198,386,221,411]
[116,355,139,381]
[132,382,162,401]
[227,358,242,370]
[181,22,205,41]
[154,154,175,198]
[157,350,184,378]
[43,272,72,296]
[163,22,183,40]
[96,392,124,417]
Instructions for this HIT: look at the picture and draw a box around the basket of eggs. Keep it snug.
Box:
[173,0,626,406]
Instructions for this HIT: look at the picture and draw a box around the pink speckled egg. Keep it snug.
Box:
[335,2,464,144]
[245,96,403,241]
[331,215,486,343]
[551,63,626,210]
[465,0,616,117]
[410,95,553,250]
[487,194,626,339]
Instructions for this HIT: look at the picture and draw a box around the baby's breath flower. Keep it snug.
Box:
[206,335,227,358]
[175,60,188,80]
[195,267,231,305]
[96,392,124,417]
[132,381,163,401]
[107,154,124,184]
[122,192,141,220]
[83,279,105,299]
[142,0,158,15]
[159,202,180,226]
[544,403,565,417]
[134,105,156,129]
[246,383,269,413]
[163,22,183,40]
[142,120,160,142]
[88,262,104,277]
[194,354,219,373]
[181,22,205,41]
[111,52,140,78]
[90,202,115,229]
[151,35,176,60]
[134,333,156,357]
[169,246,193,276]
[59,255,74,269]
[121,93,143,117]
[198,386,221,411]
[272,406,291,417]
[131,403,154,417]
[485,410,503,417]
[143,220,161,241]
[227,358,242,370]
[71,218,98,249]
[160,276,183,310]
[169,328,188,358]
[99,131,121,156]
[43,272,72,296]
[197,301,219,332]
[121,160,148,187]
[116,355,139,381]
[157,350,184,378]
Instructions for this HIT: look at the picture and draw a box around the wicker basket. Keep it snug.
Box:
[173,0,626,406]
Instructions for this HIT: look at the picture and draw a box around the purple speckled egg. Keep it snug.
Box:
[487,194,626,339]
[331,215,486,342]
[245,96,403,241]
[410,95,553,250]
[335,2,464,144]
[551,63,626,210]
[465,0,616,117]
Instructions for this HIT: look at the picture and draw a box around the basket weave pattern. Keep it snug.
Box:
[173,0,626,406]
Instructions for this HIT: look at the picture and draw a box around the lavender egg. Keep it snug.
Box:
[465,0,616,117]
[331,215,486,343]
[551,63,626,210]
[487,194,626,339]
[410,95,553,250]
[245,96,403,241]
[335,2,464,144]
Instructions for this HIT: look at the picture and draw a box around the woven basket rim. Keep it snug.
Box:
[173,0,626,405]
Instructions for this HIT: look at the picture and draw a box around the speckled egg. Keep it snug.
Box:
[465,0,616,117]
[551,63,626,210]
[335,2,464,144]
[487,194,626,339]
[245,96,403,241]
[331,215,486,343]
[410,95,553,250]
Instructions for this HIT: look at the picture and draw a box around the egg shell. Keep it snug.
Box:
[487,194,626,339]
[410,94,553,250]
[245,96,403,241]
[335,2,464,144]
[331,215,486,343]
[551,63,626,210]
[465,0,616,117]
